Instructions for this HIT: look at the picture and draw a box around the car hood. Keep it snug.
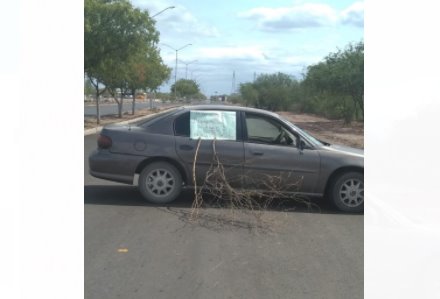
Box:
[321,144,364,158]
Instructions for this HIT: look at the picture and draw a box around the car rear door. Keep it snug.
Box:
[174,110,245,188]
[243,112,320,194]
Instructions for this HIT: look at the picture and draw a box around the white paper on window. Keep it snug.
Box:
[190,110,236,140]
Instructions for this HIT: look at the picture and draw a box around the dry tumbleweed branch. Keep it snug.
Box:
[189,139,319,225]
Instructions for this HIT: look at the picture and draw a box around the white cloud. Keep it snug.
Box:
[164,6,220,37]
[239,2,364,31]
[186,47,321,80]
[239,3,338,31]
[340,2,364,27]
[197,46,269,61]
[131,0,219,38]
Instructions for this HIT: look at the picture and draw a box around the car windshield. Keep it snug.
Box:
[280,117,324,146]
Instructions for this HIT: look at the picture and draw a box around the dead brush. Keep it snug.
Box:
[189,138,320,227]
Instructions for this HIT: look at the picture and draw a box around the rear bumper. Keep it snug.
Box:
[88,149,145,184]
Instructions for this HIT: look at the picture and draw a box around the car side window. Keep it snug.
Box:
[245,114,297,147]
[174,112,190,137]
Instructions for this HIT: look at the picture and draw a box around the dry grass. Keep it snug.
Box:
[189,138,320,229]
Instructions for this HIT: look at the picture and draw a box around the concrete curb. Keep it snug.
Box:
[84,114,155,136]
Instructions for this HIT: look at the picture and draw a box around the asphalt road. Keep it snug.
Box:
[84,101,161,117]
[84,134,363,299]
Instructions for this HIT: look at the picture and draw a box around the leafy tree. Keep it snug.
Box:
[85,0,158,72]
[126,48,171,114]
[84,77,95,97]
[253,73,297,111]
[192,92,207,101]
[236,41,364,122]
[171,79,200,100]
[85,71,107,122]
[239,83,259,107]
[239,73,300,111]
[84,0,160,123]
[228,93,243,104]
[155,92,172,102]
[303,41,364,122]
[97,57,127,117]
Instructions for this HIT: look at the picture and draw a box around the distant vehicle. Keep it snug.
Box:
[89,105,364,212]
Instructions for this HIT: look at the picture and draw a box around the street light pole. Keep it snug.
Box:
[162,43,192,100]
[179,60,198,79]
[151,6,175,18]
[175,50,178,98]
[145,6,175,110]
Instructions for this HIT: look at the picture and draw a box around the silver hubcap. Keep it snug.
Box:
[339,178,364,207]
[146,169,175,197]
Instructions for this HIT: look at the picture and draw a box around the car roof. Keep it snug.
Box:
[181,105,280,118]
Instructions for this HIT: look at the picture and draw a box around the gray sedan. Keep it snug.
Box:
[89,105,364,212]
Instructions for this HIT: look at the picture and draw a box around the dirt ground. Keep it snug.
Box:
[277,111,364,149]
[84,107,364,149]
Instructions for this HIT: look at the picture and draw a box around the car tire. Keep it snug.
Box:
[330,171,364,213]
[138,162,182,204]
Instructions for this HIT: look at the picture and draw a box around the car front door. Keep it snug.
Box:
[174,110,245,188]
[243,112,320,194]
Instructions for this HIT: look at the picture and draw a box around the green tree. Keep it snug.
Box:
[97,57,127,118]
[239,73,301,111]
[253,73,297,111]
[303,41,364,122]
[84,77,95,97]
[171,79,200,100]
[239,83,259,107]
[126,49,171,114]
[84,0,160,123]
[192,92,207,101]
[85,0,158,72]
[228,93,243,104]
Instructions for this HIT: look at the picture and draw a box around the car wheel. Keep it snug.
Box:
[330,171,364,213]
[138,162,182,204]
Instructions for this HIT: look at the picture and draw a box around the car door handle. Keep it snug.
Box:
[179,144,194,151]
[250,151,264,156]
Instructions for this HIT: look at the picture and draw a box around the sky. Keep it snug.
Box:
[133,0,363,96]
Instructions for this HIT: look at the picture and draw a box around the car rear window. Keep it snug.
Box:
[137,107,181,127]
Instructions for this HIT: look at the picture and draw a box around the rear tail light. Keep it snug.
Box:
[97,134,112,149]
